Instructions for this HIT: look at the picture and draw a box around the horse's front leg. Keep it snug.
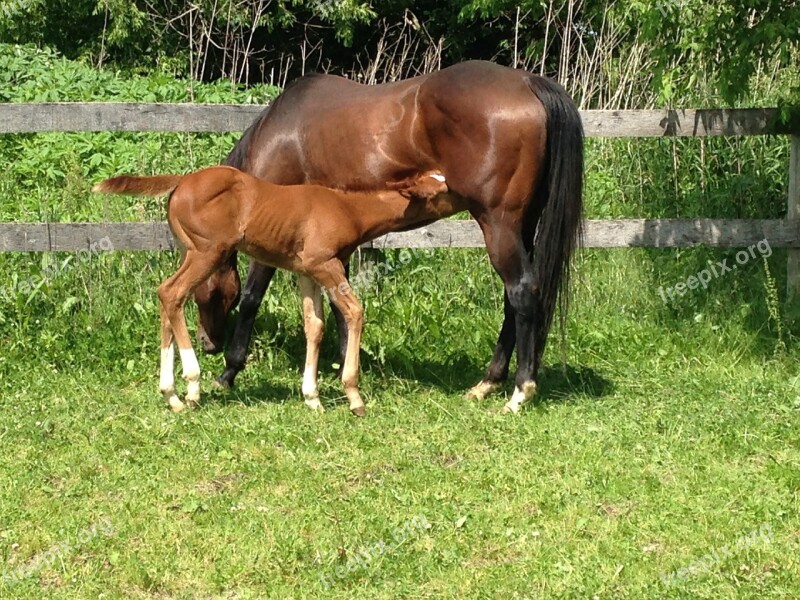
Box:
[217,261,276,388]
[299,275,325,412]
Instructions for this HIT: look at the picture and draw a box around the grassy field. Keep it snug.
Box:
[1,246,799,599]
[1,45,799,598]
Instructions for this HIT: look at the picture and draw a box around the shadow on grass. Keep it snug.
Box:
[204,378,297,408]
[535,363,614,404]
[362,349,614,404]
[208,310,613,408]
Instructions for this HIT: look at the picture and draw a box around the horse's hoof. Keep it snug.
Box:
[464,380,501,401]
[350,405,366,417]
[211,379,228,390]
[501,382,537,414]
[214,369,237,389]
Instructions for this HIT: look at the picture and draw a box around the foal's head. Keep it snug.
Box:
[394,170,449,201]
[193,254,241,354]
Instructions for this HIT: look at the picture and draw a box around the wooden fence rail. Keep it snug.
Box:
[0,103,798,293]
[0,103,786,137]
[1,219,798,252]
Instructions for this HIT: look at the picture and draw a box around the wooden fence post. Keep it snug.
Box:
[788,135,800,302]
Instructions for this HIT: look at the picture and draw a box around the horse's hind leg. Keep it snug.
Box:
[466,213,537,401]
[310,261,365,417]
[465,290,515,400]
[159,302,183,412]
[299,275,325,412]
[476,215,541,414]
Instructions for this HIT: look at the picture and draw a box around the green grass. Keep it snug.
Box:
[1,247,799,599]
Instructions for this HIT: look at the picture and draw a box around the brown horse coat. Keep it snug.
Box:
[94,166,457,414]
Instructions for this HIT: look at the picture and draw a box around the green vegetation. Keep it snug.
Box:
[0,0,799,593]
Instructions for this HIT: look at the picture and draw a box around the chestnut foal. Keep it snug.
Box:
[93,166,458,415]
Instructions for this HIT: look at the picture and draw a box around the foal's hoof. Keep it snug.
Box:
[211,379,228,390]
[350,405,366,417]
[168,396,186,413]
[464,380,501,401]
[304,397,325,413]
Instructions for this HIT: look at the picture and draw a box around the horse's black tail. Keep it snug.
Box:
[526,75,584,359]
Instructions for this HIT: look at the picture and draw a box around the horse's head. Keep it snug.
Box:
[193,256,241,354]
[396,170,448,201]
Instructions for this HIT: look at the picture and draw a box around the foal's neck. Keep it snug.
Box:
[346,189,462,243]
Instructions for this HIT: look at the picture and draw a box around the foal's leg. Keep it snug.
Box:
[159,303,183,412]
[217,261,351,387]
[159,249,226,410]
[309,261,365,416]
[299,275,325,412]
[331,261,351,373]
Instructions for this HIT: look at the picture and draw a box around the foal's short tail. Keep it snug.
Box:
[526,75,584,359]
[92,174,182,196]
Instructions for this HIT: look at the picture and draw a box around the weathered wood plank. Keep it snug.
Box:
[1,219,797,252]
[0,103,792,137]
[0,222,176,252]
[582,218,796,248]
[581,108,785,137]
[369,219,799,248]
[0,103,265,133]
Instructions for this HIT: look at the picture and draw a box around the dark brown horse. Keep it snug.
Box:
[201,60,583,414]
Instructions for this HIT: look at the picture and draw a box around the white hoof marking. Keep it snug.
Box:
[465,380,501,401]
[502,382,537,414]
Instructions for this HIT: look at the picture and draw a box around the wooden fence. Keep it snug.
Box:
[1,103,798,295]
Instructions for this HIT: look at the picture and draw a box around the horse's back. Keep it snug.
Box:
[243,61,549,202]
